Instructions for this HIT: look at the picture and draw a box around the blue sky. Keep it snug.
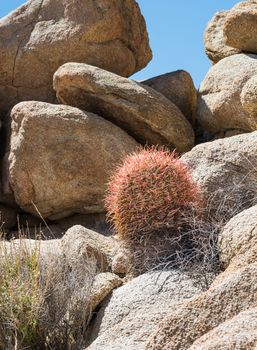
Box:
[1,0,239,87]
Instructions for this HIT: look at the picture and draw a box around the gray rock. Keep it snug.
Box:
[87,270,201,350]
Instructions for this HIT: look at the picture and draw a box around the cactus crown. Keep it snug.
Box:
[105,147,202,240]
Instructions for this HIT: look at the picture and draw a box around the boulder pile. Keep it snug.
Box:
[1,0,257,349]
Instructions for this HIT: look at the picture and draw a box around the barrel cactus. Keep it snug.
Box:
[105,147,203,240]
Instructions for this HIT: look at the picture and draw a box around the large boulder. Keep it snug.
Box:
[240,74,257,117]
[145,262,257,350]
[142,70,197,124]
[224,1,257,54]
[0,0,152,114]
[54,63,195,153]
[181,131,257,219]
[218,205,257,268]
[87,270,202,350]
[197,54,257,134]
[189,307,257,350]
[204,11,240,64]
[5,102,138,219]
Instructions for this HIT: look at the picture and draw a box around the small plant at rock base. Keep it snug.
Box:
[105,147,203,240]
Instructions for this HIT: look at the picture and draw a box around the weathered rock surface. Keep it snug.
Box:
[61,226,116,272]
[0,0,152,114]
[142,70,197,124]
[54,63,195,153]
[181,131,257,219]
[90,272,122,311]
[145,263,257,350]
[189,307,257,350]
[87,271,202,350]
[224,1,257,54]
[218,205,257,268]
[6,102,138,219]
[240,74,257,117]
[197,54,257,134]
[204,11,241,64]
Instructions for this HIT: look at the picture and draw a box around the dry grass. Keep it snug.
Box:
[121,185,257,290]
[0,236,97,350]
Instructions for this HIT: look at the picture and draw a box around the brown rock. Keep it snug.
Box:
[197,54,257,134]
[142,70,197,124]
[6,101,138,219]
[204,11,241,64]
[224,1,257,54]
[0,0,152,114]
[189,307,257,350]
[145,262,257,350]
[54,63,195,153]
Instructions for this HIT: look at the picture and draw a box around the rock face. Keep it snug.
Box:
[204,11,241,64]
[197,54,257,134]
[189,307,257,350]
[145,262,257,350]
[142,70,197,124]
[0,0,152,114]
[87,271,201,350]
[6,102,138,219]
[61,225,122,272]
[240,74,257,117]
[181,132,257,219]
[224,1,257,54]
[218,205,257,268]
[54,63,195,153]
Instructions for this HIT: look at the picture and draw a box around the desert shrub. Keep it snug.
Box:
[105,147,203,240]
[0,240,44,349]
[0,238,96,350]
